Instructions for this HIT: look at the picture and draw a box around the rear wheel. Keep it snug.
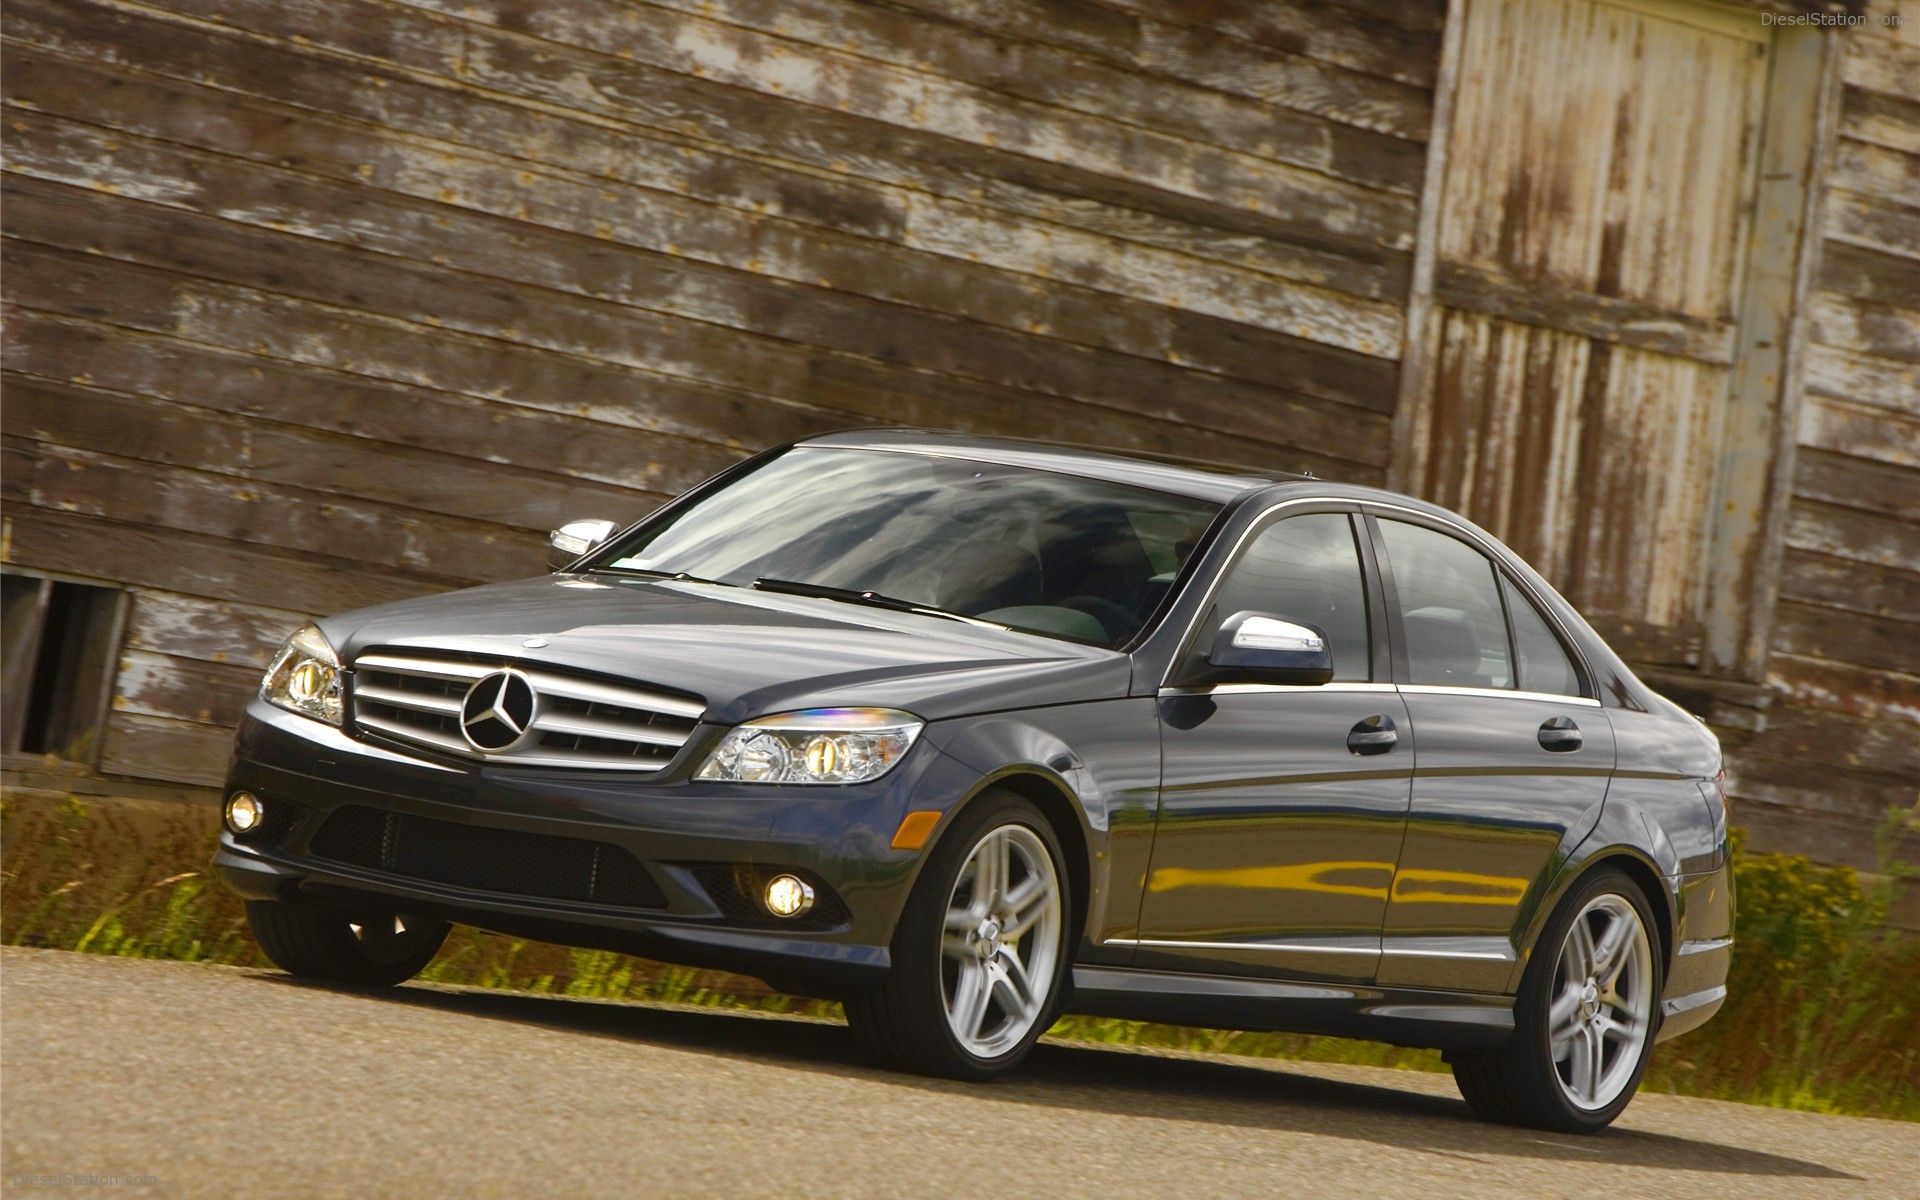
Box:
[846,791,1070,1080]
[1452,867,1662,1133]
[246,899,448,987]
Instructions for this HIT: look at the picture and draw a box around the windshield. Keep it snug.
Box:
[591,447,1222,648]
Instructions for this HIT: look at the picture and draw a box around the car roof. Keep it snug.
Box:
[799,428,1329,504]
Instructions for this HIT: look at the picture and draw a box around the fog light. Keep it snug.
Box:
[225,791,264,834]
[764,874,814,919]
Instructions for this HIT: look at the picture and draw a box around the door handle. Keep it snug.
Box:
[1538,717,1583,752]
[1348,715,1397,756]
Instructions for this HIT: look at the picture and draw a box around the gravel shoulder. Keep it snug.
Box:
[3,947,1914,1199]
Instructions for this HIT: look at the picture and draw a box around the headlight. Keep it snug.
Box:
[261,623,342,726]
[696,708,922,785]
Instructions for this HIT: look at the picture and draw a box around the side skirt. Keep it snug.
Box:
[1065,965,1515,1051]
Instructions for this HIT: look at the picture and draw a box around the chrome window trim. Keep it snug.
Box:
[1156,681,1399,698]
[1398,684,1602,708]
[1152,495,1605,702]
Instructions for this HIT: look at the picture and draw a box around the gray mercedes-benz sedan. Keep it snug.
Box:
[216,429,1731,1133]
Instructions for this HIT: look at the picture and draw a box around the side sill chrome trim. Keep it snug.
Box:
[1105,937,1378,956]
[1678,937,1734,956]
[1157,681,1398,697]
[1379,944,1518,962]
[1398,684,1603,708]
[1662,985,1727,1017]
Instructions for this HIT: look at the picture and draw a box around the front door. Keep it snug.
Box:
[1137,509,1411,983]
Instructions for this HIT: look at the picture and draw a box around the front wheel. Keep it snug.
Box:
[846,791,1070,1080]
[1452,867,1662,1133]
[246,899,449,987]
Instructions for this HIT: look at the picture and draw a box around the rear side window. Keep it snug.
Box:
[1376,520,1513,689]
[1212,513,1370,681]
[1501,575,1584,697]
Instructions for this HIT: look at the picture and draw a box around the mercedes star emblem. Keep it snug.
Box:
[459,670,538,752]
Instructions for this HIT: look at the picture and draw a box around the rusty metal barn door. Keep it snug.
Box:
[1401,0,1774,666]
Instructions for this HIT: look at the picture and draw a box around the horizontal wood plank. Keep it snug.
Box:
[1798,394,1920,468]
[0,10,1413,308]
[624,0,1431,185]
[1818,240,1920,311]
[878,0,1434,140]
[1097,0,1443,83]
[1823,188,1920,261]
[98,711,232,788]
[1,439,545,584]
[1784,496,1920,571]
[1433,261,1737,364]
[1773,599,1920,675]
[1,508,446,615]
[0,373,667,534]
[3,230,1390,474]
[113,649,261,728]
[1792,447,1920,521]
[1842,86,1920,155]
[1807,290,1920,363]
[1778,547,1920,621]
[147,0,1419,247]
[1842,26,1920,102]
[124,589,309,670]
[1757,703,1920,780]
[1802,342,1920,415]
[1767,651,1920,724]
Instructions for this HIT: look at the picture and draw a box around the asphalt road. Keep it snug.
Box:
[4,948,1914,1199]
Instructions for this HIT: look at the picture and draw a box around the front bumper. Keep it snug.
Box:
[216,700,972,996]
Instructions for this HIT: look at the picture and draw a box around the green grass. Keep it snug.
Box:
[4,791,1914,1119]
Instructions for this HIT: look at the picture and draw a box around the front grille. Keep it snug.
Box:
[348,647,705,771]
[310,805,667,909]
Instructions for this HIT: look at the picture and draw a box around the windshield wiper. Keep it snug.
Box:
[589,566,734,587]
[751,578,999,628]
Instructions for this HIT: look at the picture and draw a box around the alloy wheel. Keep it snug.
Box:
[1550,893,1654,1111]
[939,823,1063,1058]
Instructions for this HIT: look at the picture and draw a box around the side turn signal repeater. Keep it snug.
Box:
[890,810,941,850]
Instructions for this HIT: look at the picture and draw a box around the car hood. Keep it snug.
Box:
[323,574,1131,724]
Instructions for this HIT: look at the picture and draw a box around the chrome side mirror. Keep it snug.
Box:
[1206,612,1334,685]
[547,518,618,571]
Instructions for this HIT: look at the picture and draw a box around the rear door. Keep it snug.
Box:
[1136,507,1411,984]
[1369,513,1616,992]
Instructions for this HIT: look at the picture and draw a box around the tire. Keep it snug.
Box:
[846,790,1072,1081]
[1452,866,1663,1134]
[246,899,449,987]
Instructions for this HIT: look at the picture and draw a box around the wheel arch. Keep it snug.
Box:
[958,768,1093,949]
[1511,847,1677,993]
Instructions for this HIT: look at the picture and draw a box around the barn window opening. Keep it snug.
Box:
[2,571,127,761]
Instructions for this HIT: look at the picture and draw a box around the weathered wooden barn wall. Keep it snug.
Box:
[0,0,1441,788]
[1736,0,1920,876]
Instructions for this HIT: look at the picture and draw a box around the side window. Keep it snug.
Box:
[1501,575,1584,697]
[1376,520,1513,689]
[1213,513,1370,681]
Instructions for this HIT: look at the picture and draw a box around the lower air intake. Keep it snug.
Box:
[310,806,666,910]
